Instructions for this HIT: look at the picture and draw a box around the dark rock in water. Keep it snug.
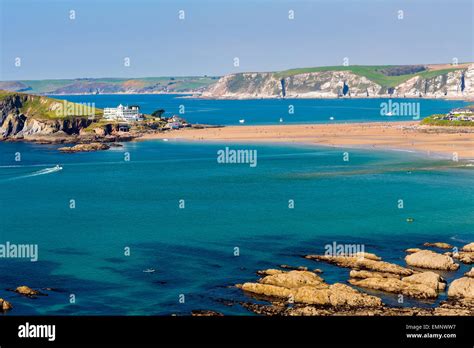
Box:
[0,298,13,311]
[423,242,453,250]
[191,310,224,316]
[58,142,110,153]
[280,264,308,271]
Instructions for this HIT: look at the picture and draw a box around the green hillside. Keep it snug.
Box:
[0,76,218,94]
[274,65,464,88]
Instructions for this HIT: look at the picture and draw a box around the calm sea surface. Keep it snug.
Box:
[54,94,469,125]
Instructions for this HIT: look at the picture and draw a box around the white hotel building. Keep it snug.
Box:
[103,104,142,122]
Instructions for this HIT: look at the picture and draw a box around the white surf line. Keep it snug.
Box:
[0,166,63,182]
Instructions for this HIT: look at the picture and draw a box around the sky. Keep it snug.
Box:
[0,0,473,80]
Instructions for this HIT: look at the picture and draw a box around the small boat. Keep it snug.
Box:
[143,268,155,273]
[329,116,335,121]
[406,217,415,223]
[163,138,169,142]
[239,119,245,124]
[55,165,63,170]
[279,118,283,123]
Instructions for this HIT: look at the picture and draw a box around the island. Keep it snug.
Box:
[0,90,206,152]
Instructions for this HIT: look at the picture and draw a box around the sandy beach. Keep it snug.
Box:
[140,122,474,160]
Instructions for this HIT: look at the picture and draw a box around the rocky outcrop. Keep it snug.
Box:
[0,93,96,140]
[235,244,474,316]
[0,298,13,311]
[423,242,453,249]
[452,251,474,264]
[462,242,474,252]
[403,271,446,291]
[405,248,423,254]
[306,254,414,276]
[448,277,474,299]
[348,271,445,299]
[237,269,382,308]
[441,242,474,264]
[349,277,437,299]
[58,142,110,153]
[242,299,474,316]
[405,250,459,271]
[14,285,45,298]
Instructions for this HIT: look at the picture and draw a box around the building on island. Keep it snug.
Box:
[103,104,142,122]
[164,115,188,130]
[438,106,474,122]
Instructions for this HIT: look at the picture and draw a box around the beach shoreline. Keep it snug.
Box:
[138,121,474,160]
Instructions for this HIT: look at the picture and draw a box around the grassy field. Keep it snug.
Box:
[274,65,464,88]
[421,114,474,127]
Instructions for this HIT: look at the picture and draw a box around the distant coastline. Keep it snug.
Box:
[2,63,473,100]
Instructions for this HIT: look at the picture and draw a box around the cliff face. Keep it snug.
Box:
[202,64,474,99]
[0,93,95,139]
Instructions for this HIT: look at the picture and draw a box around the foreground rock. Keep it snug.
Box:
[403,271,446,291]
[405,250,459,271]
[241,299,474,316]
[452,251,474,264]
[446,247,474,264]
[237,270,382,308]
[448,277,474,299]
[349,271,445,299]
[58,142,110,153]
[0,298,12,311]
[234,246,474,316]
[462,242,474,252]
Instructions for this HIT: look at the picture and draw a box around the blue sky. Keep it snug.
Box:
[1,0,472,80]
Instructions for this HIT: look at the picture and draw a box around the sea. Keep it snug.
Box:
[0,95,472,315]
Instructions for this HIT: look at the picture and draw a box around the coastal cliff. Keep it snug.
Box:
[201,63,474,99]
[0,92,102,142]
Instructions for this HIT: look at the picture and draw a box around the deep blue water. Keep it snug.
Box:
[52,94,469,125]
[0,139,473,315]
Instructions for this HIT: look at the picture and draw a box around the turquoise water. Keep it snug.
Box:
[53,94,469,125]
[0,139,473,315]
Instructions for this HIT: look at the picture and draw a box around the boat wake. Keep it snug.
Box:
[1,165,63,182]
